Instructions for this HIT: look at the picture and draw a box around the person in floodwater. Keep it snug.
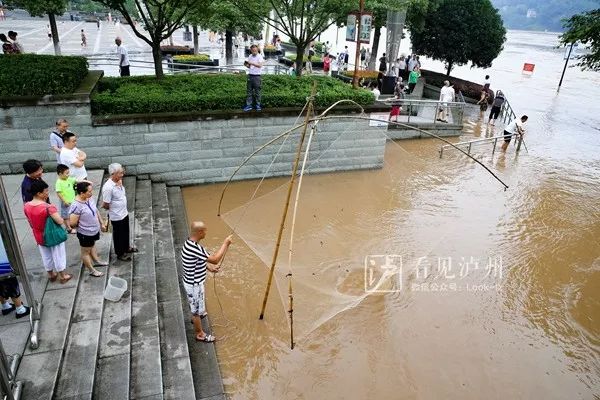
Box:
[181,221,232,342]
[488,90,506,126]
[502,115,528,152]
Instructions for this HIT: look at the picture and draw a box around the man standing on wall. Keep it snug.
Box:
[181,221,232,342]
[102,163,137,262]
[243,44,264,112]
[50,119,69,163]
[115,37,130,77]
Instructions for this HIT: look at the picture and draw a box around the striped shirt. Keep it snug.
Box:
[181,239,210,285]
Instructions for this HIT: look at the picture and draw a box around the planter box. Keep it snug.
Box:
[160,46,193,56]
[168,59,219,70]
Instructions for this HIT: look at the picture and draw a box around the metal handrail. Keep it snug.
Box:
[379,97,466,126]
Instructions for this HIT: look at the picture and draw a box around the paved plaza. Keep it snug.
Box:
[0,16,246,76]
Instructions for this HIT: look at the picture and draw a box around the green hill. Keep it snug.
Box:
[491,0,597,31]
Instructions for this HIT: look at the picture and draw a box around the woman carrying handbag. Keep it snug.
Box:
[69,181,108,277]
[23,180,72,284]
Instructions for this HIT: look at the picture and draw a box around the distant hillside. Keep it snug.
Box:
[491,0,597,32]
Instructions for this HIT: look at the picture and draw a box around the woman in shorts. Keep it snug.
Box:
[69,181,108,277]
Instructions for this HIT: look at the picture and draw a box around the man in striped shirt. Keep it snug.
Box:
[181,221,232,342]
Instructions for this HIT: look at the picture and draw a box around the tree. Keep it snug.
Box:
[93,0,197,78]
[186,2,267,64]
[408,0,506,76]
[560,9,600,71]
[7,0,68,55]
[365,0,426,70]
[227,0,354,76]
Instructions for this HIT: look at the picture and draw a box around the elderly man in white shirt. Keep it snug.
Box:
[102,163,137,261]
[437,80,456,123]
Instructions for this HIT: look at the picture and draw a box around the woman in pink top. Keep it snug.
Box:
[23,180,72,284]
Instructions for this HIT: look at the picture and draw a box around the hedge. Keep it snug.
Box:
[286,55,324,63]
[91,74,374,115]
[0,54,88,96]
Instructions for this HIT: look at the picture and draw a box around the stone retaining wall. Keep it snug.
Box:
[0,101,387,185]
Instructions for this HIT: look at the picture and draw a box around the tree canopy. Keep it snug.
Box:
[408,0,506,76]
[560,9,600,71]
[226,0,354,75]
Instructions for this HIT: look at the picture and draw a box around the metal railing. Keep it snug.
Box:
[379,97,466,126]
[0,340,22,400]
[438,95,526,157]
[86,57,289,75]
[438,134,526,158]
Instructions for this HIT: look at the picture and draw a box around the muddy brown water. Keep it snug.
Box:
[183,31,600,399]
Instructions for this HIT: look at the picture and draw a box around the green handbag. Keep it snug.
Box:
[43,206,67,247]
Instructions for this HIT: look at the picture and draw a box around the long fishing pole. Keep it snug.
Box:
[259,82,318,321]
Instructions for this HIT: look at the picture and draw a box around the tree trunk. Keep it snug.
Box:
[446,61,453,76]
[48,13,61,55]
[152,44,164,79]
[225,30,234,64]
[368,25,382,70]
[295,44,306,77]
[193,25,199,54]
[169,36,174,46]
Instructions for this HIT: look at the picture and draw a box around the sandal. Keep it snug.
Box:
[126,247,139,253]
[59,273,73,284]
[195,334,216,343]
[93,262,109,267]
[48,273,58,282]
[89,270,104,277]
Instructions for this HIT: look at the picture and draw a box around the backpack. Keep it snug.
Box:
[487,89,494,105]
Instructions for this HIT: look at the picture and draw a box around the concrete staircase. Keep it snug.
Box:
[6,176,196,399]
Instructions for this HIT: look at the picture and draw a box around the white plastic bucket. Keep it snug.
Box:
[104,276,127,302]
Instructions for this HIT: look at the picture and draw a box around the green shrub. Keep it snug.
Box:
[173,54,211,62]
[0,54,88,96]
[91,74,374,115]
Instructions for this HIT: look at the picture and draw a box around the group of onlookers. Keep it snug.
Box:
[0,119,137,319]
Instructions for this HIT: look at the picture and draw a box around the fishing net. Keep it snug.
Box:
[219,114,424,342]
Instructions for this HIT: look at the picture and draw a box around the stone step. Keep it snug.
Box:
[53,174,114,399]
[151,183,195,400]
[166,186,226,400]
[129,180,163,399]
[12,170,106,400]
[93,175,137,400]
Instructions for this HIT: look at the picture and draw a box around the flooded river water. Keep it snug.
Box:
[183,30,600,399]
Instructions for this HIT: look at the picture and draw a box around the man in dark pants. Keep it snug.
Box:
[243,44,264,111]
[102,163,137,261]
[115,37,130,77]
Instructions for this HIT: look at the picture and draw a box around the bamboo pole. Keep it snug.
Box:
[259,82,317,320]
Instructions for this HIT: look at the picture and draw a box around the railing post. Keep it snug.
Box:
[0,340,16,400]
[492,138,497,155]
[516,134,523,152]
[467,143,472,154]
[0,178,42,349]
